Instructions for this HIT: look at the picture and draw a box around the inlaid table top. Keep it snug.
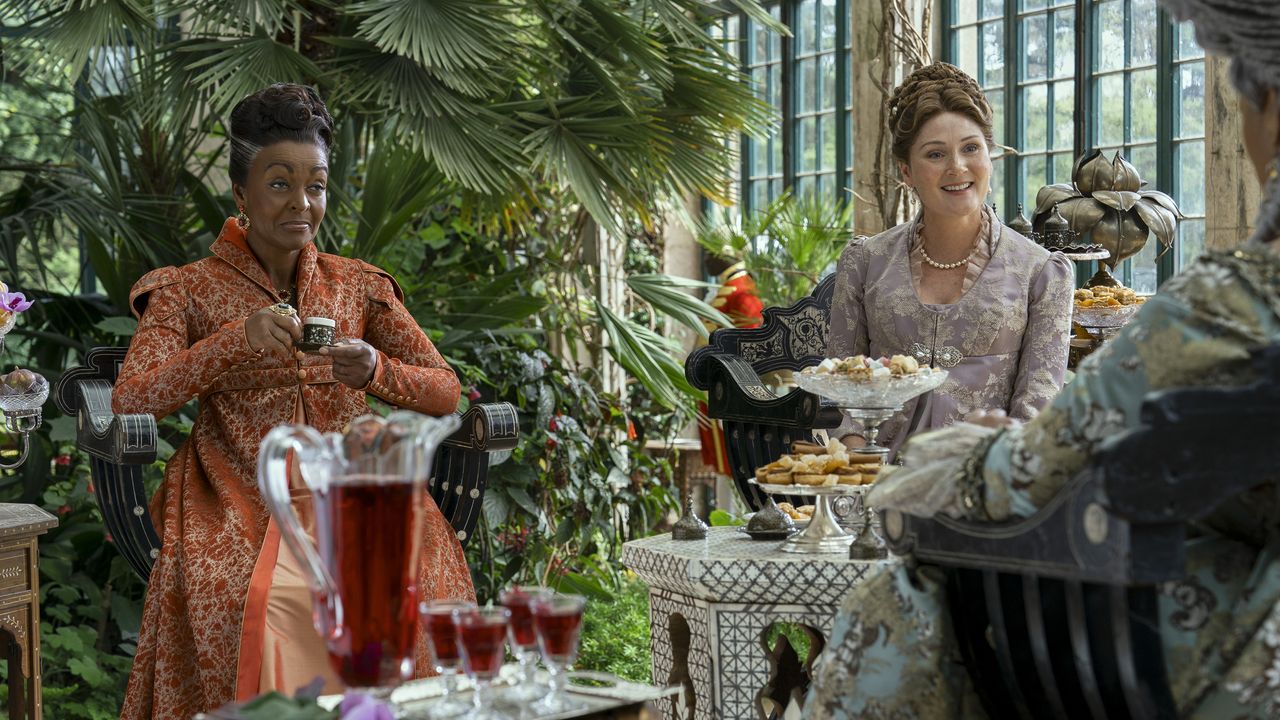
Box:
[621,527,896,605]
[0,504,57,538]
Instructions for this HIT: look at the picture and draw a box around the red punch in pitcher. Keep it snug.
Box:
[258,411,460,694]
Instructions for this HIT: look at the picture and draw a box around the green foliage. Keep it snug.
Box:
[697,192,855,307]
[576,576,653,683]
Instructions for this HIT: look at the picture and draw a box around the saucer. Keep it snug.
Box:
[737,526,797,541]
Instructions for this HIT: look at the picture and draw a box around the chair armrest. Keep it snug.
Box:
[703,353,843,430]
[884,469,1187,585]
[432,401,520,547]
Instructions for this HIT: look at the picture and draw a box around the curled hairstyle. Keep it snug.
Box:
[228,84,335,187]
[887,63,995,165]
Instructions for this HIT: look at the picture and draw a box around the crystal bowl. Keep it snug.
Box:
[1073,302,1143,329]
[794,368,949,410]
[0,380,49,414]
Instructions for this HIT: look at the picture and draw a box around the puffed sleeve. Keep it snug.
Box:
[1006,251,1073,420]
[113,266,263,419]
[827,238,871,358]
[870,249,1280,522]
[358,263,461,417]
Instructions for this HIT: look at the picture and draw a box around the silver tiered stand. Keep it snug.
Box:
[789,369,950,559]
[748,479,867,554]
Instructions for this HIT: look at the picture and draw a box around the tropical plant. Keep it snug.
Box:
[695,192,855,307]
[1033,149,1183,272]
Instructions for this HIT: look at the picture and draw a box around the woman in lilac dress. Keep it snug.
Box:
[828,63,1073,453]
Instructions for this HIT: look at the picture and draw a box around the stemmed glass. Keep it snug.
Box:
[421,600,477,719]
[453,606,512,720]
[530,594,587,714]
[499,586,551,701]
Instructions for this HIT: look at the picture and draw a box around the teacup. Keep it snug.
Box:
[298,316,336,352]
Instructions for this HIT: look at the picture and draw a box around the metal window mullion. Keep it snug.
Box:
[1156,5,1176,283]
[782,0,795,193]
[1120,0,1133,288]
[836,0,849,207]
[1004,2,1019,218]
[941,0,954,64]
[1076,0,1094,286]
[739,12,752,214]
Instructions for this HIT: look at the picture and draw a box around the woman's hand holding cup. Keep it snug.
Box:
[245,304,302,356]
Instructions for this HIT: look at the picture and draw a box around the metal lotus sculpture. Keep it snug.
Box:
[1033,150,1182,273]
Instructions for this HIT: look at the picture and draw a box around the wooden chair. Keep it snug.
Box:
[685,274,843,511]
[52,347,518,581]
[883,344,1280,719]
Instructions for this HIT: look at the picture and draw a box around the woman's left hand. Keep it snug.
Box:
[964,409,1022,429]
[321,339,377,389]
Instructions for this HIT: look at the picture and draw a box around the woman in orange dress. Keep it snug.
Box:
[113,84,475,719]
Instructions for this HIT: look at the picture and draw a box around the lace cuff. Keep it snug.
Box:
[867,423,1001,519]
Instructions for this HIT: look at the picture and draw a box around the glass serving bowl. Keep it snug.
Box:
[793,368,949,410]
[1073,302,1143,329]
[0,380,49,415]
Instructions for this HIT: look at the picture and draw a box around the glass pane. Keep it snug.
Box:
[1023,84,1049,152]
[1177,139,1205,216]
[770,5,782,57]
[820,53,836,111]
[752,137,768,176]
[991,159,1006,214]
[752,66,767,100]
[1130,69,1157,142]
[956,0,977,26]
[820,114,836,171]
[1178,218,1205,268]
[1053,9,1074,78]
[955,26,979,79]
[797,174,816,199]
[1053,80,1074,151]
[1022,0,1048,10]
[797,0,816,55]
[770,178,783,202]
[752,181,768,212]
[1052,151,1073,186]
[820,0,836,52]
[1178,62,1206,138]
[797,117,815,171]
[799,59,816,113]
[1176,21,1203,60]
[752,21,770,64]
[1021,154,1048,214]
[987,89,1005,146]
[983,0,1003,19]
[769,64,782,109]
[983,21,1005,87]
[1023,15,1048,82]
[1130,0,1157,66]
[1097,74,1125,147]
[1127,144,1158,187]
[1130,236,1158,295]
[1097,1,1124,73]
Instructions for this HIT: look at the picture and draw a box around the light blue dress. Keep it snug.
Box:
[804,243,1280,719]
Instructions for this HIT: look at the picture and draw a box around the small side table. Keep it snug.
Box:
[0,504,58,720]
[622,528,893,720]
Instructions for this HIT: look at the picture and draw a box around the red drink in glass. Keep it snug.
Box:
[423,605,465,667]
[500,586,549,649]
[532,604,584,662]
[317,477,425,688]
[456,613,509,678]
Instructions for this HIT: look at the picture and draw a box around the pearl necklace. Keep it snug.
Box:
[917,214,989,271]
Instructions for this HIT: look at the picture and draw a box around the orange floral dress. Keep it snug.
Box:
[114,218,476,719]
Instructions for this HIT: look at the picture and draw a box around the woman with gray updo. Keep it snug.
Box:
[803,1,1280,717]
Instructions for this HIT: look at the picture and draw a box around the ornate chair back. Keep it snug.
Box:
[883,344,1280,720]
[684,274,844,511]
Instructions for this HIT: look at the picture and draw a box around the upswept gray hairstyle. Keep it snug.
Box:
[1161,0,1280,243]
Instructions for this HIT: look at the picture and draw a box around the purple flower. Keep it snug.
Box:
[1,292,32,313]
[338,692,395,720]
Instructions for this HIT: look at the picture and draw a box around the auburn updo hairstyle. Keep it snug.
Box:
[887,63,994,165]
[227,83,335,186]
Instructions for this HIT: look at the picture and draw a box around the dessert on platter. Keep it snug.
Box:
[752,438,883,487]
[776,502,814,522]
[800,354,935,383]
[1073,285,1146,328]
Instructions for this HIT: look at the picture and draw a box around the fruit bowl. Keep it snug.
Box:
[1073,302,1142,329]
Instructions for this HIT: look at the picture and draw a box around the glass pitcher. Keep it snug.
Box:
[258,411,460,690]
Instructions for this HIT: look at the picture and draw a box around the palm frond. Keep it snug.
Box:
[172,33,324,113]
[163,0,313,37]
[349,0,510,73]
[627,274,728,338]
[596,302,702,410]
[11,0,153,80]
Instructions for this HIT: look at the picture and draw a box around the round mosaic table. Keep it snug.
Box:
[621,527,894,720]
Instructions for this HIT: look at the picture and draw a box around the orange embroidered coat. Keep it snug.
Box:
[114,218,475,719]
